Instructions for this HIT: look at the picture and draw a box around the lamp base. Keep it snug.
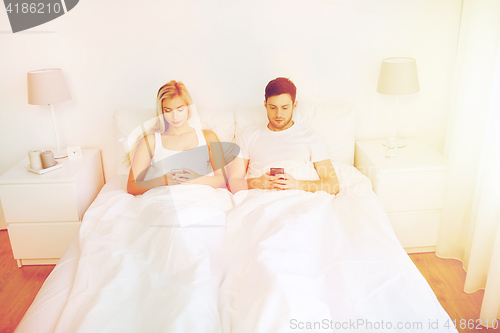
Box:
[52,149,68,159]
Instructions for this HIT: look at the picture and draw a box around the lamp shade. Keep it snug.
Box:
[27,68,71,105]
[376,57,420,95]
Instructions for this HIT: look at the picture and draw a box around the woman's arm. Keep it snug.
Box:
[127,170,165,195]
[227,156,250,193]
[127,134,175,195]
[202,130,227,188]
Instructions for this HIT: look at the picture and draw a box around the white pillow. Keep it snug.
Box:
[195,106,235,144]
[114,106,235,175]
[233,102,356,165]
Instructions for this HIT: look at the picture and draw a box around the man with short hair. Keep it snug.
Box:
[228,77,339,195]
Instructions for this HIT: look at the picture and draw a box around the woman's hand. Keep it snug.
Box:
[164,171,181,185]
[174,168,202,185]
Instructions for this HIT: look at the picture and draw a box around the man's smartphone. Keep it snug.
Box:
[270,168,284,177]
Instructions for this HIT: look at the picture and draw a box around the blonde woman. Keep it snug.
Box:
[126,81,226,195]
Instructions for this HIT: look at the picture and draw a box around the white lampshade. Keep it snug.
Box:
[377,58,420,95]
[27,68,71,105]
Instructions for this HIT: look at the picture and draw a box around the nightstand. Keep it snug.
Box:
[354,138,448,253]
[0,149,104,267]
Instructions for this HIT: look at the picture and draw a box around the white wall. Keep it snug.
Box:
[0,0,461,227]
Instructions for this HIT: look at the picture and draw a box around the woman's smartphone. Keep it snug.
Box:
[270,168,284,176]
[171,168,184,174]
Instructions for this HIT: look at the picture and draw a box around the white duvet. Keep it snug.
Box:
[53,185,233,333]
[15,163,458,333]
[219,176,455,332]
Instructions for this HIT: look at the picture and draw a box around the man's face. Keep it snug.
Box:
[265,94,297,131]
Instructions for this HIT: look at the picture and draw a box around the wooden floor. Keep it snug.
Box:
[409,254,499,333]
[1,229,498,333]
[0,230,55,333]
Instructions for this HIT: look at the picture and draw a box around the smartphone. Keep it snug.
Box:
[171,168,184,174]
[270,168,284,177]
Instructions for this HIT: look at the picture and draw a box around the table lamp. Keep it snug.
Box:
[376,57,420,158]
[27,68,71,158]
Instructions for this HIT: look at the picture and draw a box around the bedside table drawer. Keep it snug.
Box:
[388,211,440,249]
[376,171,446,212]
[8,222,80,259]
[0,183,79,222]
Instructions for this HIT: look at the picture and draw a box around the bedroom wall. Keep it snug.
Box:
[0,0,461,228]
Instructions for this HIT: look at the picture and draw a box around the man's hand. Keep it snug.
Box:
[248,172,275,190]
[270,172,301,191]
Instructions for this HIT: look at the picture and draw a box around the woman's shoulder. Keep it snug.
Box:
[130,132,157,164]
[136,132,157,151]
[145,132,157,143]
[202,129,219,142]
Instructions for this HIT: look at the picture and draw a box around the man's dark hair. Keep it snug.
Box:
[265,77,297,103]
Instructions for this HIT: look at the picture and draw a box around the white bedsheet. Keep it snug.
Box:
[14,165,458,333]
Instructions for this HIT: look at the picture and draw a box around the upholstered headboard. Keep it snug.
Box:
[114,103,356,175]
[233,103,356,165]
[114,106,235,175]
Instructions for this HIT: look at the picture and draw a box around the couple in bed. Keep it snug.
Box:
[126,77,340,196]
[22,79,458,332]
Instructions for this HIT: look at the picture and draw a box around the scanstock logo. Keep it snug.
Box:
[3,0,79,33]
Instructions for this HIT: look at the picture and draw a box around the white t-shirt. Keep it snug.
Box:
[237,123,330,179]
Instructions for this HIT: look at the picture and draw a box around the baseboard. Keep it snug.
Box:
[17,258,59,267]
[405,246,436,254]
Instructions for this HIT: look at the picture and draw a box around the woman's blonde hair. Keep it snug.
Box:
[123,80,193,167]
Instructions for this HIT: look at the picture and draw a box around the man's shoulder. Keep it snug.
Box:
[292,124,328,148]
[293,123,320,137]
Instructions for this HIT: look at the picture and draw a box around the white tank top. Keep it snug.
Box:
[148,128,212,178]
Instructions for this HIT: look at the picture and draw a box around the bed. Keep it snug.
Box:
[14,103,458,333]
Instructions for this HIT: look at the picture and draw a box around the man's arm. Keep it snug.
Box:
[271,159,339,195]
[305,159,339,194]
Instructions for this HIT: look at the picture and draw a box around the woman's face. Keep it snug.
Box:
[161,95,189,128]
